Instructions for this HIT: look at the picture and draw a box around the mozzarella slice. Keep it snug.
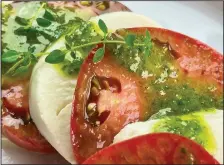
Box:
[29,56,77,163]
[29,12,160,163]
[114,110,223,164]
[90,11,161,30]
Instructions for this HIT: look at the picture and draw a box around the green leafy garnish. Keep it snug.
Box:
[125,34,136,47]
[15,16,29,26]
[3,7,153,76]
[2,50,20,63]
[98,19,108,35]
[93,48,105,63]
[36,18,52,27]
[45,50,65,64]
[144,30,152,57]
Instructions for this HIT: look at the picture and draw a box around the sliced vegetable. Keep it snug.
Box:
[83,133,220,164]
[2,81,54,153]
[71,45,148,163]
[125,27,223,85]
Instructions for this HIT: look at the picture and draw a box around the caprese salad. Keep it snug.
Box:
[1,1,223,164]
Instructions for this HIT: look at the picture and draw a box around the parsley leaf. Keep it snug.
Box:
[93,48,105,63]
[45,49,65,64]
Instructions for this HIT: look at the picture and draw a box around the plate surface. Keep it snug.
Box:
[1,1,223,164]
[122,1,223,53]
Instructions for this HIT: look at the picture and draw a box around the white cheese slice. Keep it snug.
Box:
[90,11,161,30]
[114,110,223,164]
[29,56,77,163]
[29,12,160,164]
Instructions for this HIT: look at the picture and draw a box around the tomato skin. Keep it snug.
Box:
[71,45,148,163]
[83,133,220,164]
[126,28,223,86]
[2,81,54,153]
[2,118,55,153]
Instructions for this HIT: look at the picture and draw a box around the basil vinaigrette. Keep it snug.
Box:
[2,1,222,121]
[152,111,217,154]
[106,30,223,119]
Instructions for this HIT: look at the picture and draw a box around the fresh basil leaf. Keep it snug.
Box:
[36,18,51,27]
[45,50,65,64]
[125,34,136,47]
[43,10,55,21]
[98,19,108,35]
[2,50,20,63]
[15,16,29,26]
[93,48,104,63]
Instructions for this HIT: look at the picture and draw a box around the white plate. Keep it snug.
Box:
[1,1,223,164]
[122,1,223,53]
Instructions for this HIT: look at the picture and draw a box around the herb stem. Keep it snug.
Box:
[26,2,46,28]
[4,58,24,76]
[70,40,144,51]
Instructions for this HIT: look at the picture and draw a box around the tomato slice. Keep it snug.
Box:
[2,80,54,153]
[83,133,220,164]
[126,28,223,86]
[71,28,223,162]
[71,45,148,162]
[2,82,29,118]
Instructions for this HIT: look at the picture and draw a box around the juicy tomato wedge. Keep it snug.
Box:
[71,45,148,162]
[83,133,220,164]
[2,79,54,153]
[127,28,223,86]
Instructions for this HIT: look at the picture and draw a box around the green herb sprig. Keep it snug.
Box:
[45,19,152,64]
[3,18,152,76]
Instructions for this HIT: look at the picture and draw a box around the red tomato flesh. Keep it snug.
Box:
[71,45,148,163]
[127,28,223,86]
[71,27,223,163]
[2,80,54,153]
[83,133,220,164]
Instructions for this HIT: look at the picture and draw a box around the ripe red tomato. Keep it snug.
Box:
[71,45,148,163]
[71,27,223,163]
[83,133,220,164]
[127,27,223,86]
[2,81,54,153]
